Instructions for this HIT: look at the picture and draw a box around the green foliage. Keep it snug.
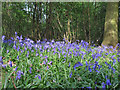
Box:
[2,2,111,44]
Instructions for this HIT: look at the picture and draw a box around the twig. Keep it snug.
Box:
[11,76,17,90]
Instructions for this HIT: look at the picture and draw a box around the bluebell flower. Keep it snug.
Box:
[21,50,23,53]
[11,37,14,40]
[16,36,20,40]
[27,51,29,57]
[105,62,108,66]
[93,64,96,71]
[36,53,39,56]
[34,75,38,78]
[105,53,108,55]
[31,50,34,52]
[0,56,2,62]
[106,79,111,85]
[58,53,61,58]
[95,82,97,84]
[108,64,111,69]
[2,35,5,41]
[38,76,41,80]
[118,58,120,62]
[47,65,49,70]
[73,62,83,70]
[48,61,52,65]
[43,61,46,65]
[7,50,9,53]
[105,75,108,79]
[15,32,17,35]
[13,44,16,49]
[9,61,12,67]
[16,70,24,80]
[2,64,7,68]
[88,66,92,72]
[86,87,91,89]
[69,72,72,78]
[113,59,116,65]
[15,66,18,71]
[34,75,41,80]
[29,67,32,73]
[95,70,100,73]
[111,67,115,73]
[102,82,106,88]
[86,61,88,66]
[45,59,47,62]
[17,55,19,60]
[69,62,71,67]
[98,65,102,69]
[20,35,23,40]
[45,55,48,59]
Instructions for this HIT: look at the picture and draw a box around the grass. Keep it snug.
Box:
[1,33,120,89]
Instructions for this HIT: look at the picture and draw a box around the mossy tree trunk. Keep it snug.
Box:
[102,2,118,48]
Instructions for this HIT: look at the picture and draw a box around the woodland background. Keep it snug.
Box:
[2,2,120,46]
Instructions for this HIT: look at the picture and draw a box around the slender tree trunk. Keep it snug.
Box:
[32,2,37,41]
[102,2,118,48]
[35,2,38,41]
[38,2,42,40]
[82,3,88,42]
[88,3,91,46]
[46,2,52,40]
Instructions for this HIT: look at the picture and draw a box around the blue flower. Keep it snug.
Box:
[48,61,52,65]
[13,44,16,49]
[102,82,106,88]
[36,53,39,56]
[17,55,19,60]
[106,79,111,85]
[111,67,115,73]
[38,76,41,80]
[15,66,18,71]
[88,66,92,72]
[11,37,14,40]
[0,56,2,62]
[47,65,49,70]
[16,71,24,80]
[86,61,88,66]
[113,59,116,65]
[34,75,41,80]
[69,72,72,78]
[69,62,71,67]
[73,62,83,70]
[43,61,46,65]
[105,62,109,66]
[9,61,12,67]
[29,67,32,73]
[34,75,38,78]
[15,32,17,35]
[98,65,102,69]
[2,64,7,68]
[17,46,20,51]
[2,35,5,41]
[7,50,9,53]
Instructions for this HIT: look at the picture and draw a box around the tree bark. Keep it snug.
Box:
[102,2,118,48]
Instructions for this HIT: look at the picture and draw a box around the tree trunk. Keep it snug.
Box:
[32,2,37,41]
[82,3,88,42]
[38,2,42,40]
[45,2,52,40]
[102,2,118,48]
[88,3,91,46]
